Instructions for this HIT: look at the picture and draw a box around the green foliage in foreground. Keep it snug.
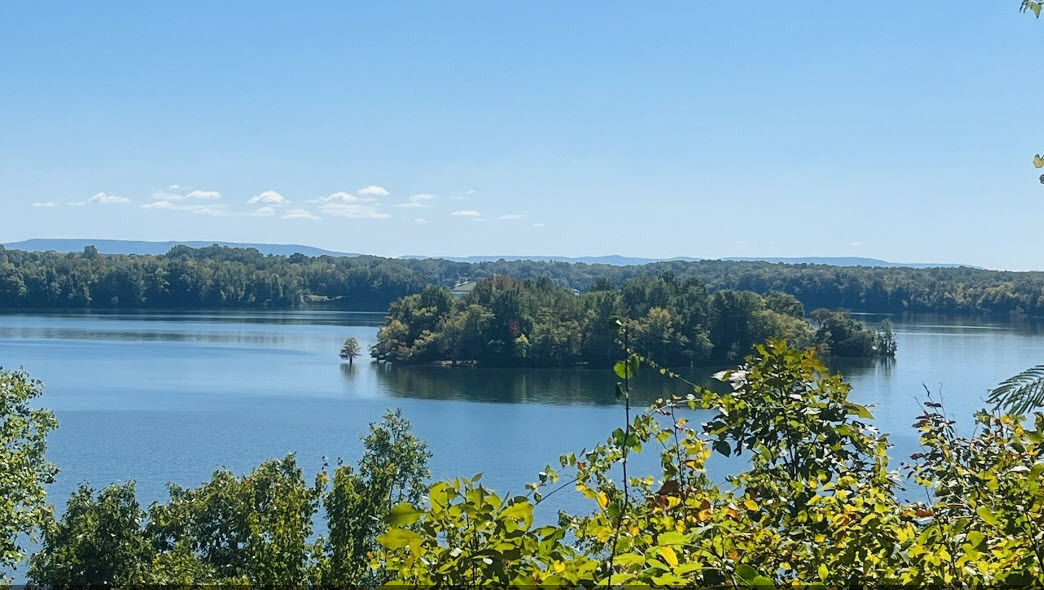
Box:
[0,369,58,574]
[24,410,430,586]
[378,343,1044,586]
[11,341,1044,585]
[371,275,892,367]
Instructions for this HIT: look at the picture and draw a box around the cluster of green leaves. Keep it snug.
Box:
[376,341,1044,586]
[372,274,886,367]
[0,369,57,577]
[24,409,430,586]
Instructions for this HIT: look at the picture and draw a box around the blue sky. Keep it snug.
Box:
[1,2,1041,269]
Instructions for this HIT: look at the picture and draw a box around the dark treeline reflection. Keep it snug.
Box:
[0,309,386,327]
[364,357,897,407]
[369,362,728,406]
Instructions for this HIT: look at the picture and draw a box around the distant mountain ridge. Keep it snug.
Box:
[403,254,970,269]
[721,257,969,269]
[397,254,701,265]
[3,239,970,269]
[2,239,356,258]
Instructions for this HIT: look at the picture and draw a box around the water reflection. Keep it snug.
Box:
[831,356,896,380]
[0,309,386,327]
[368,362,729,406]
[0,326,291,346]
[339,362,359,381]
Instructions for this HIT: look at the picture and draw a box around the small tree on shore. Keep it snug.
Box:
[340,337,362,365]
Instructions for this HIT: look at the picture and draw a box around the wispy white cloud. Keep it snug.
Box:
[248,191,288,206]
[151,189,222,201]
[451,210,480,217]
[497,214,525,220]
[282,208,321,221]
[395,193,435,208]
[319,202,390,219]
[191,206,228,216]
[142,199,229,216]
[358,185,389,197]
[251,206,277,217]
[308,192,375,205]
[414,218,428,224]
[88,192,130,205]
[32,201,57,208]
[533,223,545,228]
[184,190,221,200]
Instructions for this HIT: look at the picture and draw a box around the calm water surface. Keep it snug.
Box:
[2,310,1043,516]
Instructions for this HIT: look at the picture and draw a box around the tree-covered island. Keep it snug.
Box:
[370,274,895,367]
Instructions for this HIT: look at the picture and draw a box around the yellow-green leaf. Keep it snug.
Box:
[659,545,679,568]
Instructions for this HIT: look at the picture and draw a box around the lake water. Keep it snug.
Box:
[2,310,1044,521]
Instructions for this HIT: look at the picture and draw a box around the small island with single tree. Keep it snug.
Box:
[340,337,362,365]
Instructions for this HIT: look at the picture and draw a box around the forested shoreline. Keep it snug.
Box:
[371,275,895,366]
[2,244,1043,316]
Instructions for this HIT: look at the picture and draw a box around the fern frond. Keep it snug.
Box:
[987,365,1044,415]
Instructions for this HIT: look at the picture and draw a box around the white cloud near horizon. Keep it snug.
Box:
[142,200,230,216]
[142,200,178,210]
[497,214,525,220]
[282,208,321,221]
[395,194,435,208]
[248,191,288,206]
[451,210,480,217]
[191,206,229,216]
[319,202,390,219]
[185,190,221,200]
[308,192,376,205]
[151,189,221,201]
[87,192,130,205]
[251,206,277,217]
[414,217,428,224]
[32,201,56,207]
[358,185,389,197]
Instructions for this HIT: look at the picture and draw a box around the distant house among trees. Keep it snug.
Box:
[450,280,477,298]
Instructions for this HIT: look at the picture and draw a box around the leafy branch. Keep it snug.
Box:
[987,364,1044,415]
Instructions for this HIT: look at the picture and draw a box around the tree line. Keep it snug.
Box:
[371,274,895,367]
[3,244,1044,317]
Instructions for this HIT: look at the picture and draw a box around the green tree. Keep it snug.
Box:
[147,455,320,585]
[0,369,58,580]
[29,483,152,586]
[339,336,362,365]
[316,409,431,585]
